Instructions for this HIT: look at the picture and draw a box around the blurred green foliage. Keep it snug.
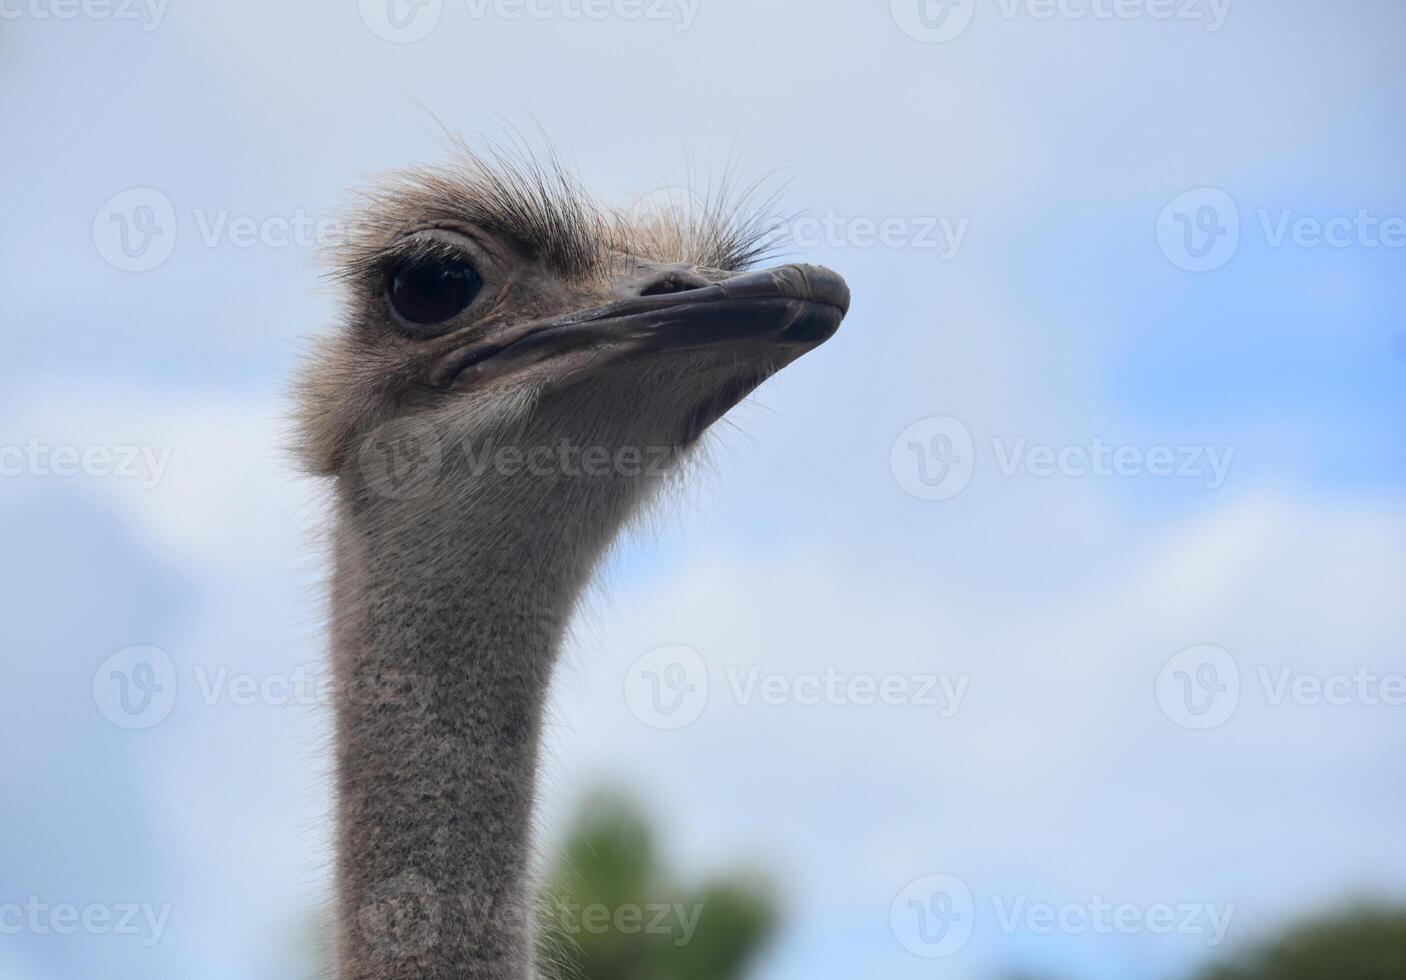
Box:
[537,790,779,980]
[998,903,1406,980]
[1191,904,1406,980]
[304,791,1406,980]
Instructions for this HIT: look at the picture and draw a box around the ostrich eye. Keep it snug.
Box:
[387,257,484,326]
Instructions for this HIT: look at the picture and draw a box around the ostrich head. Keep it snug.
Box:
[298,152,849,543]
[297,151,849,980]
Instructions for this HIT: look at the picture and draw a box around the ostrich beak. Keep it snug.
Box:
[434,263,850,389]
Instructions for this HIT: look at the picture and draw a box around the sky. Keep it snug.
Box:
[1,1,1404,978]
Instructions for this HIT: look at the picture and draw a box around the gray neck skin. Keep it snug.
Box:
[330,454,640,980]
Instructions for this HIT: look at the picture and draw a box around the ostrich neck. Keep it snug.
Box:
[330,481,615,980]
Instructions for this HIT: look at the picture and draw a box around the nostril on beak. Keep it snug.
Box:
[638,269,711,297]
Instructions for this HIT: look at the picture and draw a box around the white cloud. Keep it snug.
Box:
[544,490,1406,974]
[2,380,327,574]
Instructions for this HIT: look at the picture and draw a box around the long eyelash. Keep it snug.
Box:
[348,236,471,288]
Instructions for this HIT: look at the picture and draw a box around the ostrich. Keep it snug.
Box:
[296,149,849,980]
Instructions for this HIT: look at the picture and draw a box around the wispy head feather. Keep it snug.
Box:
[332,141,789,283]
